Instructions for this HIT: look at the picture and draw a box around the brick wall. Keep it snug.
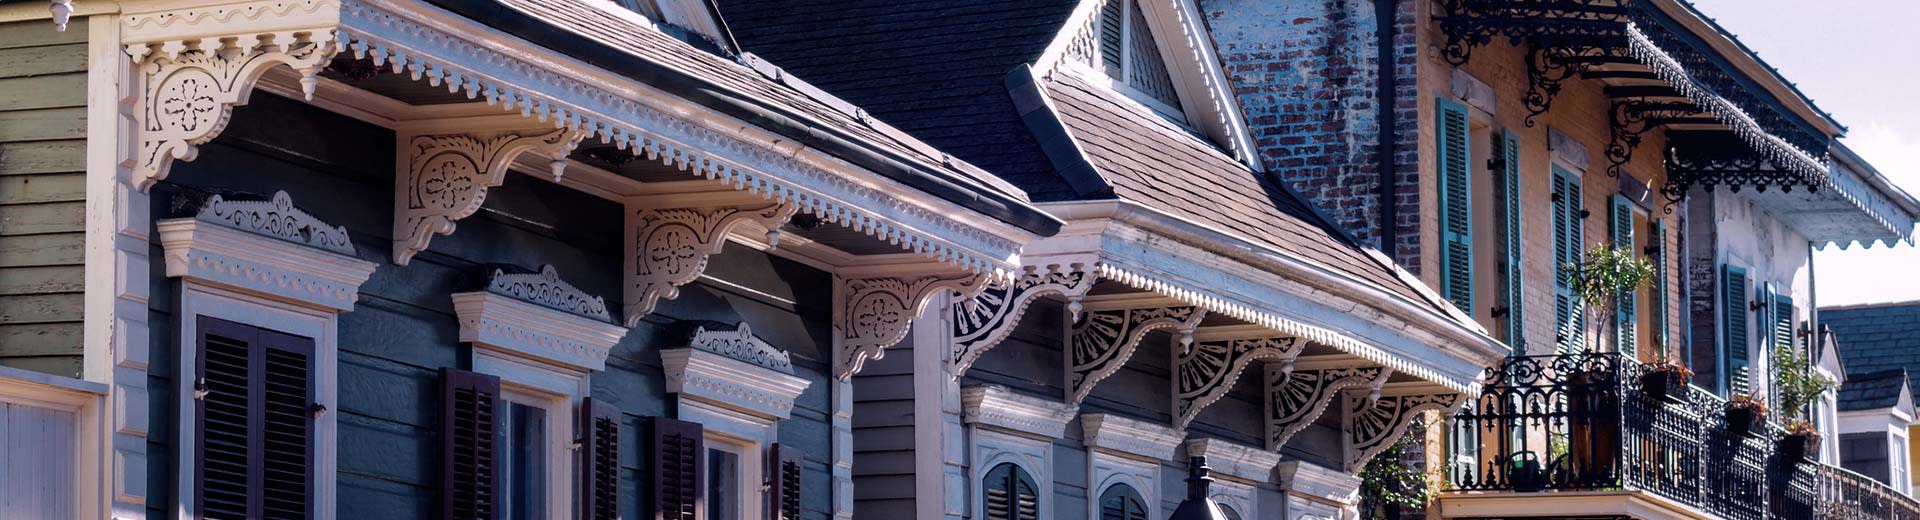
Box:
[1200,0,1423,273]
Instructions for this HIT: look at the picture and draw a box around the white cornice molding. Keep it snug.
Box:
[158,212,375,313]
[961,385,1076,439]
[1081,413,1184,462]
[662,348,810,420]
[1182,438,1282,484]
[1275,460,1361,503]
[451,291,625,373]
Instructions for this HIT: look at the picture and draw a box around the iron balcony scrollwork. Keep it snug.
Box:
[1660,131,1830,209]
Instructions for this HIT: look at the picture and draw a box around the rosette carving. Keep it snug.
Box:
[392,128,585,265]
[837,273,986,379]
[129,29,340,190]
[623,203,797,325]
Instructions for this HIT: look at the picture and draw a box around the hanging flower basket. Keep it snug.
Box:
[1638,363,1692,403]
[1724,393,1768,439]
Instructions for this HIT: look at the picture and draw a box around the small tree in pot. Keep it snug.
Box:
[1559,244,1653,477]
[1773,342,1835,463]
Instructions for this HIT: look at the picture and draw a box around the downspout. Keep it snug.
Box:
[1374,0,1401,262]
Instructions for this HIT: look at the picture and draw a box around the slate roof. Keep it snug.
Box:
[422,0,1061,234]
[1838,368,1908,412]
[717,0,1084,202]
[1823,301,1920,402]
[1043,74,1429,303]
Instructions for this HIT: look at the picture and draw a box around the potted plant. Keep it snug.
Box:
[1772,342,1836,464]
[1560,243,1656,361]
[1558,244,1654,477]
[1725,392,1768,439]
[1641,357,1694,403]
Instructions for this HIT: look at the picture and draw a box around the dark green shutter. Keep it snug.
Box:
[1553,168,1585,354]
[1437,99,1474,313]
[1650,219,1669,357]
[1610,195,1636,358]
[1723,265,1750,396]
[1773,292,1796,416]
[1497,129,1524,348]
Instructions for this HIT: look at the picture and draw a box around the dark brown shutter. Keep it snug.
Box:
[768,444,804,520]
[580,398,621,520]
[195,316,315,520]
[983,463,1039,520]
[651,417,704,520]
[440,368,502,520]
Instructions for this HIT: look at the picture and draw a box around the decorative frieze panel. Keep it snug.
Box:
[1172,332,1303,430]
[454,265,624,372]
[158,190,376,312]
[1265,364,1388,451]
[949,257,1099,377]
[624,201,797,325]
[123,0,346,190]
[688,322,794,373]
[1066,304,1206,406]
[837,273,988,379]
[1342,390,1464,473]
[486,264,612,322]
[393,128,586,265]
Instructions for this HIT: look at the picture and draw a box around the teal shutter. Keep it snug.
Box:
[1610,196,1636,358]
[1773,292,1796,416]
[1553,168,1585,354]
[1497,129,1524,348]
[1650,219,1669,357]
[1437,100,1474,313]
[1723,265,1750,396]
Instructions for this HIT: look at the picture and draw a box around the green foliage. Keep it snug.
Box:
[1773,342,1835,432]
[1559,243,1655,351]
[1360,422,1429,518]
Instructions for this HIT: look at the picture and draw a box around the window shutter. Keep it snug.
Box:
[1610,195,1636,358]
[440,368,502,520]
[195,316,316,520]
[580,398,621,520]
[1552,169,1585,353]
[1650,219,1669,356]
[1097,0,1124,75]
[651,416,704,520]
[1437,99,1474,313]
[983,463,1039,520]
[1722,265,1750,396]
[1773,290,1794,414]
[768,443,804,520]
[1497,129,1525,348]
[1098,484,1149,520]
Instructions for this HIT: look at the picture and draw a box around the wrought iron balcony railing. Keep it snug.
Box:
[1447,352,1920,519]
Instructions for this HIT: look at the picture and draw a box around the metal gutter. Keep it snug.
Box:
[424,0,1065,237]
[1004,64,1115,199]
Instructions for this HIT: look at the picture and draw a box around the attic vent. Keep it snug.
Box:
[1097,0,1184,117]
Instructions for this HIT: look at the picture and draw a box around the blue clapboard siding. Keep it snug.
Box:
[146,92,837,519]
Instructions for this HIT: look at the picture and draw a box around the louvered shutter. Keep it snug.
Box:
[580,398,621,520]
[440,368,502,520]
[1497,129,1525,348]
[651,417,704,520]
[1723,265,1750,396]
[1773,293,1796,415]
[1437,99,1474,313]
[768,444,804,520]
[1650,219,1669,355]
[1097,0,1124,75]
[983,463,1039,520]
[1610,196,1636,358]
[195,316,315,520]
[1098,484,1149,520]
[1552,169,1585,353]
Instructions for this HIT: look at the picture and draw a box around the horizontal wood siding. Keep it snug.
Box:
[0,19,88,378]
[851,340,915,517]
[146,92,838,519]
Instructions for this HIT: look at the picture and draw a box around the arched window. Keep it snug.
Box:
[1097,483,1148,520]
[1218,503,1244,520]
[984,463,1040,520]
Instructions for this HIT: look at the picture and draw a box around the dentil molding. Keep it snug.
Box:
[158,191,375,311]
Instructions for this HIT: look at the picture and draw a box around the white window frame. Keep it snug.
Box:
[1081,413,1183,520]
[0,365,106,519]
[702,430,763,520]
[963,385,1077,520]
[658,322,812,519]
[160,194,376,520]
[491,374,575,520]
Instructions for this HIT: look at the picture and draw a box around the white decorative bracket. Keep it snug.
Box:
[1065,297,1206,406]
[123,0,346,191]
[836,272,987,379]
[452,265,624,373]
[624,197,797,325]
[1266,361,1388,451]
[1172,326,1304,430]
[393,127,586,265]
[662,322,810,420]
[1342,389,1464,473]
[948,256,1099,378]
[157,190,375,311]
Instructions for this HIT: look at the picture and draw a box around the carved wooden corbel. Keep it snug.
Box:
[1265,363,1387,451]
[1172,328,1303,431]
[392,127,586,265]
[948,256,1099,378]
[125,0,345,190]
[623,200,797,325]
[836,272,988,380]
[1065,299,1206,406]
[1342,389,1464,473]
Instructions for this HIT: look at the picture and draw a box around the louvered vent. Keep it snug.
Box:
[1098,0,1124,75]
[652,417,704,520]
[441,369,501,520]
[983,463,1039,520]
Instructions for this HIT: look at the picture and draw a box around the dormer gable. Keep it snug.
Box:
[609,0,735,53]
[1036,0,1260,168]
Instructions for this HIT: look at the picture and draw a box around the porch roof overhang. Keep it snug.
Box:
[1026,200,1508,394]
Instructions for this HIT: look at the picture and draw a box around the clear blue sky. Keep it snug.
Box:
[1688,0,1920,307]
